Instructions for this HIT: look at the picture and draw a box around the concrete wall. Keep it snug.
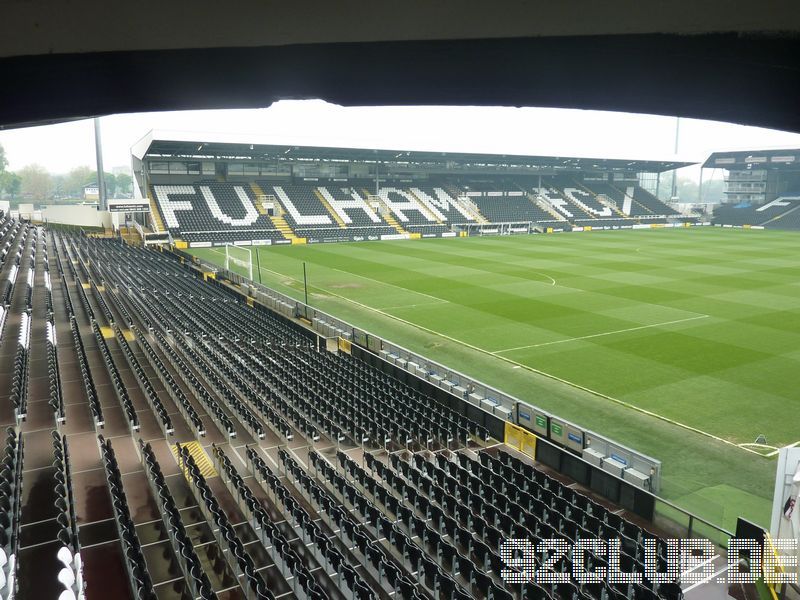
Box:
[41,204,112,228]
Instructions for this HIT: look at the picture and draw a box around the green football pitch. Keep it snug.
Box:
[191,227,800,531]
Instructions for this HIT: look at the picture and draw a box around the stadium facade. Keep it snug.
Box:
[707,148,800,230]
[131,131,697,248]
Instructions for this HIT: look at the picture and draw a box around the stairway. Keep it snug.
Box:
[408,189,443,224]
[147,192,165,233]
[250,182,268,215]
[381,211,406,234]
[269,215,298,240]
[531,193,568,221]
[264,188,302,241]
[360,189,407,234]
[314,189,347,228]
[366,191,406,234]
[119,227,142,246]
[457,196,489,223]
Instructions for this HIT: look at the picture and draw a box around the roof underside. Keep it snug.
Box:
[141,139,694,173]
[703,148,800,169]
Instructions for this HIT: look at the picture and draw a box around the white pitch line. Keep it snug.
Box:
[323,263,446,304]
[492,314,710,354]
[380,300,448,311]
[683,565,730,593]
[533,272,557,286]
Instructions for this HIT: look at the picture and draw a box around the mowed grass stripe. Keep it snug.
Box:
[193,227,800,529]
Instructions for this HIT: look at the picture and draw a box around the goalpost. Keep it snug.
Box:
[224,244,253,281]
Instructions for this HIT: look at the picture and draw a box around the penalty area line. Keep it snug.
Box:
[492,315,710,354]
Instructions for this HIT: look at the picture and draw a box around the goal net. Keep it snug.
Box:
[224,244,253,281]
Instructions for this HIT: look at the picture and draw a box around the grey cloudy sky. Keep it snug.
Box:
[2,100,800,179]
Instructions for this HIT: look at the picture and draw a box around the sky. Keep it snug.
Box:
[2,100,800,180]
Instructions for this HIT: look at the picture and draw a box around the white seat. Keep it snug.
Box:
[57,566,75,589]
[56,546,73,567]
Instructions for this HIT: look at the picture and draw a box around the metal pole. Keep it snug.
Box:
[655,172,661,200]
[94,118,108,211]
[255,247,262,284]
[670,117,680,200]
[698,167,704,205]
[303,262,309,306]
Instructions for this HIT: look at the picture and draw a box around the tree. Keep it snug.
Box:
[115,173,132,196]
[19,164,53,203]
[0,143,8,173]
[64,166,94,198]
[0,172,21,199]
[103,172,116,197]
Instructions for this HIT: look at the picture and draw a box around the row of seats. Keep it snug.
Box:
[130,326,205,435]
[410,186,475,223]
[631,187,679,216]
[146,327,233,437]
[139,440,215,599]
[98,436,157,600]
[0,217,20,266]
[194,338,297,440]
[151,183,277,235]
[91,321,139,430]
[23,230,36,311]
[90,239,306,345]
[69,316,104,428]
[74,277,95,322]
[52,432,84,600]
[270,183,334,228]
[473,195,554,224]
[281,450,429,600]
[1,224,27,307]
[0,221,24,269]
[91,280,114,324]
[176,445,274,600]
[341,450,515,600]
[112,320,174,435]
[318,186,384,226]
[46,316,65,423]
[236,448,376,600]
[310,450,480,600]
[764,203,800,230]
[486,451,682,600]
[0,216,13,339]
[0,428,23,599]
[548,179,614,219]
[713,200,799,227]
[9,312,30,421]
[172,335,266,439]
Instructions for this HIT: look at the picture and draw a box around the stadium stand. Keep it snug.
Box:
[146,173,695,245]
[471,194,556,224]
[0,217,693,599]
[548,177,617,219]
[713,195,800,229]
[410,185,475,223]
[150,182,284,243]
[268,182,334,228]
